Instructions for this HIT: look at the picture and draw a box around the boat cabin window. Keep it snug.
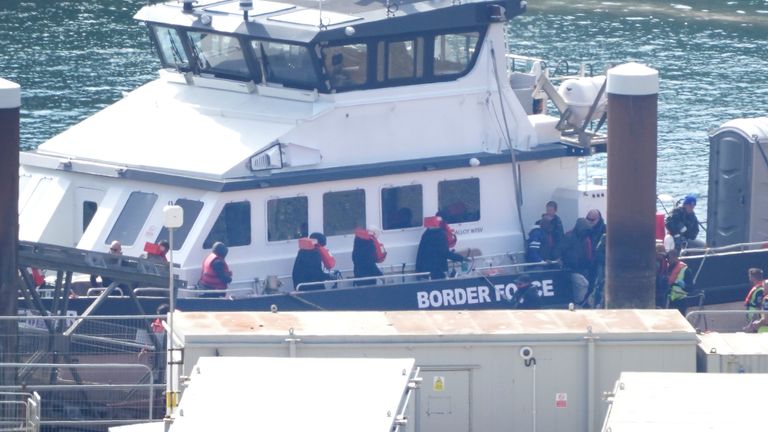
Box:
[107,192,158,246]
[152,26,190,70]
[381,185,423,230]
[377,39,423,81]
[438,178,480,223]
[321,43,368,89]
[156,199,204,251]
[251,41,320,88]
[187,31,250,80]
[433,31,479,76]
[323,190,366,236]
[82,201,98,233]
[203,201,251,248]
[267,196,308,242]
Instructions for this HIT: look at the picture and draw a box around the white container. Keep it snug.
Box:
[557,76,607,126]
[697,332,768,373]
[173,309,697,432]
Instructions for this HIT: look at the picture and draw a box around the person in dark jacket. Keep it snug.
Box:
[510,274,542,309]
[352,226,387,286]
[665,195,704,250]
[527,214,559,263]
[292,232,335,290]
[545,201,565,246]
[416,216,465,279]
[198,241,232,298]
[560,218,594,306]
[586,209,606,308]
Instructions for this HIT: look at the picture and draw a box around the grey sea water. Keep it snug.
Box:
[1,0,767,219]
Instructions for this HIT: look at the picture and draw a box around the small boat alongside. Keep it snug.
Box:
[16,0,768,317]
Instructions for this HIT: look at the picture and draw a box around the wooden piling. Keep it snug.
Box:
[0,78,20,388]
[604,63,659,309]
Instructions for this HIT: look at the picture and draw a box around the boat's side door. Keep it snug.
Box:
[74,187,105,246]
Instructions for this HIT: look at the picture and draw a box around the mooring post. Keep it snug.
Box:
[605,63,659,309]
[0,78,20,391]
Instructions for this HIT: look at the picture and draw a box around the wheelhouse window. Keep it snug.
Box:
[156,199,204,250]
[107,192,158,246]
[252,41,319,88]
[438,178,480,223]
[83,201,98,233]
[433,32,480,76]
[381,185,423,230]
[187,31,250,80]
[377,39,423,81]
[203,201,251,249]
[152,25,190,70]
[267,197,308,241]
[323,190,365,236]
[322,43,368,89]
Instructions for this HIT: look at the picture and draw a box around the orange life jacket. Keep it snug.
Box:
[318,246,335,270]
[667,261,686,285]
[199,253,230,290]
[355,228,387,263]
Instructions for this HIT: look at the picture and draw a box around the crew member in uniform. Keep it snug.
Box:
[198,241,232,298]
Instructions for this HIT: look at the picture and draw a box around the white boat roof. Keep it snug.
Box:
[35,79,312,179]
[169,356,415,432]
[602,372,768,431]
[698,332,768,355]
[173,309,696,344]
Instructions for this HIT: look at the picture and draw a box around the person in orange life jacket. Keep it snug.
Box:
[292,232,336,291]
[143,240,169,262]
[415,216,466,280]
[352,226,387,286]
[198,242,232,298]
[151,304,170,334]
[436,211,458,249]
[666,249,693,314]
[743,267,765,327]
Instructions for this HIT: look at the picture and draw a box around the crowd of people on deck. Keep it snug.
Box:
[91,192,767,318]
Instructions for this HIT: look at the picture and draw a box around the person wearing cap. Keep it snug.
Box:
[665,195,704,250]
[292,232,335,290]
[352,226,387,286]
[510,274,542,310]
[198,241,233,298]
[415,216,466,280]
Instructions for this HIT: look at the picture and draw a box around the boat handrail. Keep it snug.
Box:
[178,286,258,299]
[295,272,432,291]
[133,287,171,297]
[86,287,125,297]
[682,241,768,258]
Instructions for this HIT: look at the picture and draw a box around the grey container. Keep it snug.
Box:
[707,117,768,246]
[697,332,768,373]
[172,309,697,432]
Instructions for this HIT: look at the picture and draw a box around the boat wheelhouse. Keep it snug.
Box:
[20,0,613,309]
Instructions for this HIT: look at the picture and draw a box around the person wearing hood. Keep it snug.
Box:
[198,241,232,298]
[560,218,595,306]
[352,226,387,286]
[292,232,336,290]
[416,216,466,280]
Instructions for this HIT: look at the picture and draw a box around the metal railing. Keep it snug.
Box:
[0,315,167,431]
[685,309,762,333]
[0,391,40,432]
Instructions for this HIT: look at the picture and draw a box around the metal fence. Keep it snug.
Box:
[0,315,166,431]
[0,391,40,432]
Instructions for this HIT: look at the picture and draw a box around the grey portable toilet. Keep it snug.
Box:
[707,117,768,246]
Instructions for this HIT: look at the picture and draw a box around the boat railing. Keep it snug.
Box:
[681,241,768,258]
[177,285,259,299]
[684,309,761,333]
[0,391,41,432]
[86,287,125,297]
[294,272,432,291]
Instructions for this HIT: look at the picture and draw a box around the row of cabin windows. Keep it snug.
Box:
[150,24,482,92]
[92,178,480,251]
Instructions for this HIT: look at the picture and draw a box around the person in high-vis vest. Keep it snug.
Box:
[743,268,765,331]
[198,242,232,298]
[666,249,690,314]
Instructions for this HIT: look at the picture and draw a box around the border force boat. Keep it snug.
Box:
[16,0,768,315]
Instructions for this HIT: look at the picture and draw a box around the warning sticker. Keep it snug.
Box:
[433,376,445,392]
[555,393,567,408]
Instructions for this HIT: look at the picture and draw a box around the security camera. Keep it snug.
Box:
[519,346,533,360]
